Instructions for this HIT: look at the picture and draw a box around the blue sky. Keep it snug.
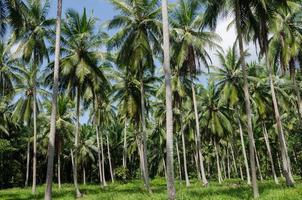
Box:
[49,0,115,21]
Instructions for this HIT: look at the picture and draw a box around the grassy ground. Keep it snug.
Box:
[0,178,301,200]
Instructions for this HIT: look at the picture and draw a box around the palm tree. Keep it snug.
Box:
[170,0,220,186]
[12,62,48,193]
[107,0,162,192]
[200,82,232,183]
[58,9,107,197]
[44,0,62,198]
[162,0,175,199]
[9,0,54,193]
[203,0,262,197]
[252,0,296,186]
[168,55,192,186]
[78,125,96,185]
[43,95,74,190]
[112,67,141,171]
[211,45,251,184]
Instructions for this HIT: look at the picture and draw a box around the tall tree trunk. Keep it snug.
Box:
[267,53,295,186]
[254,146,263,181]
[162,0,176,198]
[262,123,278,184]
[95,125,103,186]
[32,72,37,195]
[194,152,201,181]
[239,162,244,180]
[44,1,62,198]
[25,139,30,187]
[106,133,114,183]
[175,139,182,181]
[123,119,127,168]
[238,117,251,184]
[72,86,82,198]
[235,4,259,197]
[214,139,223,184]
[100,130,107,186]
[230,143,239,177]
[139,78,151,193]
[191,84,208,186]
[180,118,190,186]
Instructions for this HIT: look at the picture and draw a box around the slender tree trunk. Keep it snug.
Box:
[175,139,182,181]
[25,139,30,187]
[194,152,201,181]
[191,84,208,186]
[239,162,244,180]
[83,167,86,185]
[95,125,103,186]
[123,119,127,168]
[230,143,238,177]
[32,72,37,195]
[100,130,107,186]
[267,53,295,186]
[72,87,82,198]
[162,1,175,198]
[180,119,190,186]
[235,5,259,197]
[262,123,279,184]
[106,133,114,183]
[214,140,223,184]
[238,117,251,184]
[254,146,263,181]
[44,1,62,198]
[140,78,151,193]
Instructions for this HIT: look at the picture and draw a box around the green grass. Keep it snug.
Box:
[0,178,301,200]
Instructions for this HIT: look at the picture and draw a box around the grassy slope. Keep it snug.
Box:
[0,178,301,200]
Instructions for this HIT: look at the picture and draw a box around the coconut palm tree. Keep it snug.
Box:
[170,0,221,186]
[44,0,63,198]
[78,125,96,185]
[162,0,175,199]
[107,0,162,192]
[211,45,251,184]
[9,0,54,193]
[251,0,297,186]
[203,0,263,196]
[58,8,108,197]
[43,95,74,190]
[199,81,232,184]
